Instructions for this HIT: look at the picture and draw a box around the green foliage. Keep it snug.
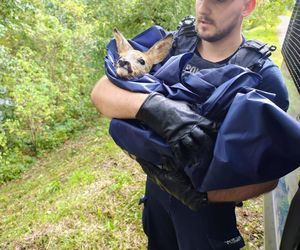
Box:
[0,0,100,182]
[243,0,295,30]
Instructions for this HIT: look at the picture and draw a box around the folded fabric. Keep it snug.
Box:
[106,26,300,191]
[200,90,300,191]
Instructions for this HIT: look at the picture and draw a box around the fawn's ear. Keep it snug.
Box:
[145,34,173,65]
[113,28,133,54]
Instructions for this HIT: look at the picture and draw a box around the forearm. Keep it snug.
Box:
[91,75,148,118]
[207,179,279,202]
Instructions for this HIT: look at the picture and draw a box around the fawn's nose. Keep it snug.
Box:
[118,59,130,67]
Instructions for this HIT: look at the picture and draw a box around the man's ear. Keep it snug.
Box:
[113,28,133,55]
[145,34,173,65]
[242,0,256,17]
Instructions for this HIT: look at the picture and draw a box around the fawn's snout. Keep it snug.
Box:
[117,58,133,74]
[117,59,129,67]
[113,28,173,79]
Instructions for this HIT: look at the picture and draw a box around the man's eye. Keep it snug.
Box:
[138,58,145,65]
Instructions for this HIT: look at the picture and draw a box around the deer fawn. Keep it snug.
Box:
[113,29,173,79]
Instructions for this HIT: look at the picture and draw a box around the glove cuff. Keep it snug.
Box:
[135,92,164,125]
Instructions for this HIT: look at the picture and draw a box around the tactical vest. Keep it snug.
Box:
[172,16,277,72]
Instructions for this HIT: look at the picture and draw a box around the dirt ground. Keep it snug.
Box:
[236,197,264,249]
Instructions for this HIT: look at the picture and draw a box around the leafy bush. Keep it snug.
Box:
[243,0,295,30]
[0,0,99,182]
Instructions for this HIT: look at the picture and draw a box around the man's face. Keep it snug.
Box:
[195,0,250,42]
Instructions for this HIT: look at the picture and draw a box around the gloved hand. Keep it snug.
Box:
[136,92,217,171]
[138,158,208,211]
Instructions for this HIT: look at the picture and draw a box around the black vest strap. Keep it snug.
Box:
[173,16,277,72]
[280,181,300,250]
[173,16,198,56]
[229,40,276,71]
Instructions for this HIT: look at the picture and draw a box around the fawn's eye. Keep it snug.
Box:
[137,58,145,65]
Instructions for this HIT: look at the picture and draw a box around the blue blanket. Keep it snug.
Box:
[105,26,300,191]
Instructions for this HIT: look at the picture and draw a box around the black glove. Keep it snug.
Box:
[136,92,217,171]
[138,158,208,211]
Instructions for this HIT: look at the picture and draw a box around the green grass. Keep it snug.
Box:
[237,198,264,250]
[0,118,147,249]
[0,118,266,249]
[244,25,282,66]
[281,63,300,118]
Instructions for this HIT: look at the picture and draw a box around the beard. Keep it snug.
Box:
[196,16,241,42]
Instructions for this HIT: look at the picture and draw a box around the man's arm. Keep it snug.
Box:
[91,76,278,203]
[208,179,278,202]
[91,75,148,119]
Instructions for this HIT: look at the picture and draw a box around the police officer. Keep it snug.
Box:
[91,0,289,249]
